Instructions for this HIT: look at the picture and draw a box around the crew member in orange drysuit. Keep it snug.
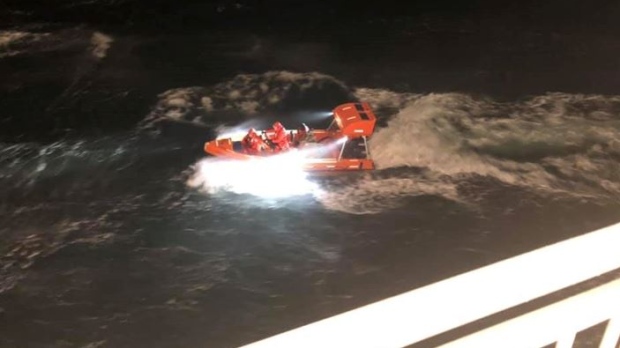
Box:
[242,128,266,155]
[293,123,310,148]
[268,121,290,152]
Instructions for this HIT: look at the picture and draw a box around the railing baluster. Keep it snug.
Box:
[599,317,620,348]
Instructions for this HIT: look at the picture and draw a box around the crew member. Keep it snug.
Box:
[293,123,314,147]
[242,128,267,155]
[268,121,290,152]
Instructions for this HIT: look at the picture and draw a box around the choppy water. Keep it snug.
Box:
[1,14,620,348]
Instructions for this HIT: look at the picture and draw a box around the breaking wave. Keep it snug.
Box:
[317,171,465,215]
[0,28,113,60]
[0,135,147,188]
[142,71,355,130]
[0,30,51,58]
[90,31,113,59]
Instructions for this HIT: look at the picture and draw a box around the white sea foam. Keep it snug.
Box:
[171,75,620,214]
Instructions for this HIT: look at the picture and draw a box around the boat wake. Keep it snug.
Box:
[367,92,620,194]
[148,71,620,214]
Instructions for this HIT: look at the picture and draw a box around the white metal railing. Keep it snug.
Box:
[240,222,620,348]
[440,279,620,348]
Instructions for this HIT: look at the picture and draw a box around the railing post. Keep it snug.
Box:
[599,317,620,348]
[362,136,370,159]
[338,139,346,160]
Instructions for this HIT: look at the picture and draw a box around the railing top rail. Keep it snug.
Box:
[241,222,620,348]
[439,278,620,348]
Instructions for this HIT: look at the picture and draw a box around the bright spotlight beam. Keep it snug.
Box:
[188,151,318,199]
[188,138,347,199]
[293,111,334,123]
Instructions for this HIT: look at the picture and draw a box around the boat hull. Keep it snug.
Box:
[203,138,374,172]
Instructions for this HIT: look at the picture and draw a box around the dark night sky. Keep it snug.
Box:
[2,0,619,34]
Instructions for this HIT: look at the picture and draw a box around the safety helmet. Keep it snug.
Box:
[244,129,256,141]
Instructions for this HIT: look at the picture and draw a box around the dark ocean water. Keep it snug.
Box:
[1,2,620,347]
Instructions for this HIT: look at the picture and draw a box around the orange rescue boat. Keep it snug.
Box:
[203,102,377,172]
